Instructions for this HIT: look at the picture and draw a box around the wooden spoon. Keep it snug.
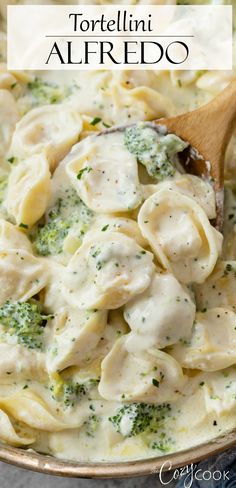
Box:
[154,80,236,229]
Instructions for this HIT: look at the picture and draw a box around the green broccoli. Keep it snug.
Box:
[0,300,51,350]
[84,414,100,437]
[31,189,93,256]
[33,219,71,256]
[124,123,187,180]
[62,381,87,408]
[150,432,173,453]
[50,378,100,408]
[27,77,79,106]
[109,402,171,437]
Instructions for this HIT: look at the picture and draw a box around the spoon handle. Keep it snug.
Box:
[156,80,236,191]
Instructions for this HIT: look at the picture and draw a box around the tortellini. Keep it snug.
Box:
[174,388,208,432]
[0,219,32,252]
[61,231,154,309]
[99,335,185,403]
[0,409,35,447]
[170,71,201,88]
[0,249,49,304]
[142,174,216,219]
[87,215,148,248]
[0,64,18,90]
[0,343,46,381]
[138,189,222,284]
[69,71,174,126]
[202,369,236,416]
[194,261,236,312]
[0,89,19,166]
[46,308,107,373]
[91,309,129,362]
[171,308,236,371]
[0,390,70,432]
[196,71,234,95]
[43,260,70,313]
[124,271,195,351]
[66,132,142,213]
[10,104,83,171]
[6,154,51,227]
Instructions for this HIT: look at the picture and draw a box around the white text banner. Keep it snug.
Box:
[7,5,232,70]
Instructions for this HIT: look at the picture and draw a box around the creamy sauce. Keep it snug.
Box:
[0,0,236,464]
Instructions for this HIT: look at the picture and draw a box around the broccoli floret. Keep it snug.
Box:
[150,432,173,453]
[109,402,171,437]
[84,414,100,437]
[62,382,87,408]
[124,123,187,180]
[27,77,79,106]
[0,300,50,350]
[31,190,93,256]
[33,219,71,256]
[51,378,100,408]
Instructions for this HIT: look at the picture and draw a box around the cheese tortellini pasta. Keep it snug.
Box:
[124,271,196,351]
[0,219,32,251]
[138,189,222,284]
[61,231,154,309]
[194,261,236,311]
[46,308,107,372]
[0,390,72,432]
[66,132,142,213]
[6,154,51,227]
[203,370,236,416]
[89,215,148,248]
[10,105,83,171]
[0,249,49,304]
[171,308,236,371]
[99,335,185,403]
[143,174,216,219]
[0,409,35,447]
[0,89,19,167]
[0,343,46,380]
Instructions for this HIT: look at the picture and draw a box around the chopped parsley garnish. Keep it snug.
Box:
[19,223,29,229]
[101,224,109,232]
[7,156,17,164]
[90,117,102,126]
[77,166,92,180]
[223,263,234,277]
